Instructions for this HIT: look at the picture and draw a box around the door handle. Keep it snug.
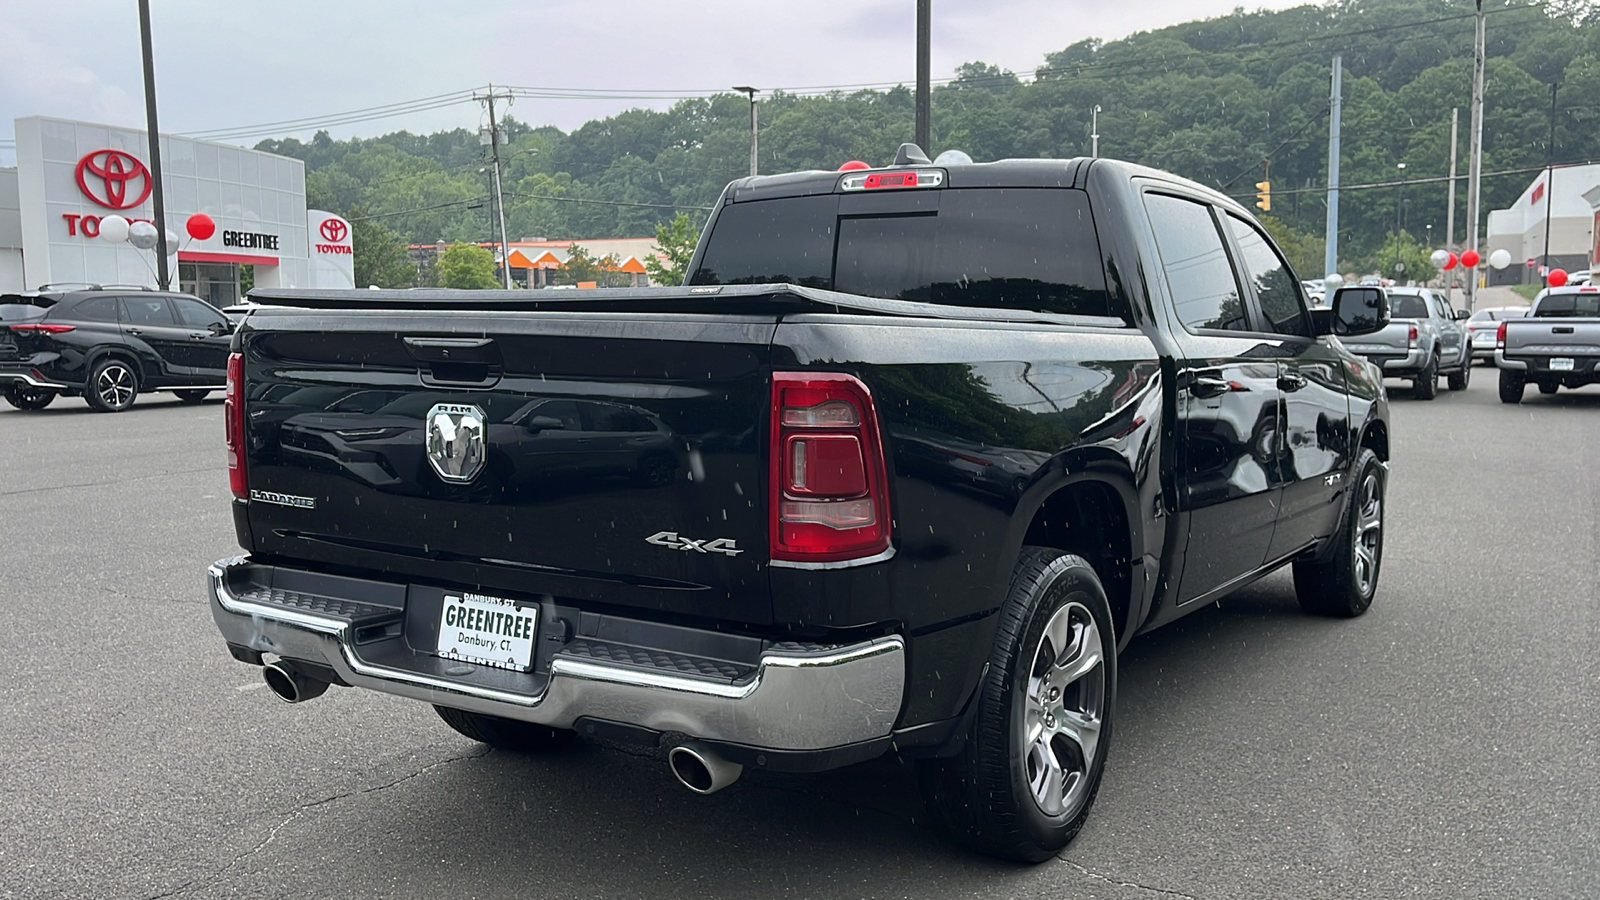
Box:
[1278,372,1307,392]
[126,328,142,336]
[1188,376,1232,399]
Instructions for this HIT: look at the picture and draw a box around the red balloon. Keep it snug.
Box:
[1460,249,1480,268]
[1443,252,1458,270]
[1548,268,1568,287]
[186,212,216,241]
[838,160,871,171]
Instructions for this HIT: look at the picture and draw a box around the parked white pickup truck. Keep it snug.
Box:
[1496,285,1600,402]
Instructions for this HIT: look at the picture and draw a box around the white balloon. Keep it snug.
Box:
[128,220,159,250]
[1324,273,1344,286]
[98,214,131,243]
[165,229,180,255]
[1489,248,1512,270]
[1430,249,1450,268]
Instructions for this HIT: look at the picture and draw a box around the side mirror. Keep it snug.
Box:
[1330,286,1390,337]
[1453,309,1470,321]
[523,415,566,432]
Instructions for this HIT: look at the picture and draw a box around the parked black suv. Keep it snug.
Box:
[0,286,233,412]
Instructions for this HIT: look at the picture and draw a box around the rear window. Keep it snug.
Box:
[1534,292,1600,317]
[1388,294,1430,319]
[0,304,48,323]
[691,188,1122,320]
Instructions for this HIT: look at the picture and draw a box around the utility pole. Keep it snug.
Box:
[915,0,931,152]
[1091,105,1102,157]
[733,86,759,176]
[1446,107,1458,293]
[1465,0,1486,309]
[475,85,513,289]
[1394,162,1407,279]
[137,0,170,290]
[1323,55,1342,282]
[1542,81,1559,287]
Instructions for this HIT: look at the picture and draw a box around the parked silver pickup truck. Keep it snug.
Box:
[1340,287,1471,399]
[1496,285,1600,402]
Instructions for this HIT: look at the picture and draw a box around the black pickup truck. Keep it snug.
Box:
[208,149,1392,862]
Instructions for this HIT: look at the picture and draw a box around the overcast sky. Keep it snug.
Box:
[1,0,1310,163]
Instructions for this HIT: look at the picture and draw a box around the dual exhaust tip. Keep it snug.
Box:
[262,662,743,794]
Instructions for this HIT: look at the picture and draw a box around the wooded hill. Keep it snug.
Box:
[257,0,1600,281]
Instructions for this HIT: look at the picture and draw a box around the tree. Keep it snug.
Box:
[555,243,632,287]
[350,211,417,288]
[645,212,699,285]
[1259,216,1327,282]
[435,242,498,289]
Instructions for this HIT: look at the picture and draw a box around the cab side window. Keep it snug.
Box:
[1226,215,1310,338]
[121,297,175,326]
[1144,193,1249,332]
[173,297,229,330]
[70,296,122,323]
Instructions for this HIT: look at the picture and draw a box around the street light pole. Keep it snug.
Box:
[137,0,170,290]
[1091,105,1102,157]
[1542,81,1560,287]
[1394,162,1407,279]
[733,86,759,177]
[915,0,931,152]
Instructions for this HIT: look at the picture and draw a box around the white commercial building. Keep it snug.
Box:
[0,116,353,304]
[1483,163,1600,286]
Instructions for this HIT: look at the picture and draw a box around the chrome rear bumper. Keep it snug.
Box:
[208,557,906,753]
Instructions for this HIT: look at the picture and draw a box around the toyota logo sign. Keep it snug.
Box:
[319,218,348,243]
[75,149,153,210]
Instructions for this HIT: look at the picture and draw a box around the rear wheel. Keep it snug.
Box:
[1447,355,1471,391]
[1498,370,1526,404]
[1292,448,1384,617]
[4,386,55,410]
[174,389,211,403]
[919,548,1115,863]
[433,705,576,752]
[84,359,138,412]
[1412,355,1438,400]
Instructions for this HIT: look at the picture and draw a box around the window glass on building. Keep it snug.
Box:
[1144,194,1248,332]
[1226,215,1310,338]
[121,297,175,326]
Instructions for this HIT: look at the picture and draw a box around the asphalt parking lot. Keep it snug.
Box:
[1,375,1595,899]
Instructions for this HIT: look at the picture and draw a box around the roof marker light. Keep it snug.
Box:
[839,168,945,192]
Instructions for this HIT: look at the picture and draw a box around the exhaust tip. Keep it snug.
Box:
[263,660,329,704]
[668,742,743,795]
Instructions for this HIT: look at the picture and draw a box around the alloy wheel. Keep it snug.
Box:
[1021,600,1106,818]
[97,364,136,410]
[1352,469,1383,596]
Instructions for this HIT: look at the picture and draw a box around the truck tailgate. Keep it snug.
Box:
[240,308,778,625]
[1503,318,1600,359]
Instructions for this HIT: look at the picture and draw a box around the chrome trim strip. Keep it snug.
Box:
[209,558,906,749]
[768,545,897,570]
[0,372,71,391]
[151,385,226,393]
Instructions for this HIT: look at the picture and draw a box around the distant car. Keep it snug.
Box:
[1302,279,1326,307]
[1464,306,1529,364]
[1359,275,1383,286]
[0,287,233,411]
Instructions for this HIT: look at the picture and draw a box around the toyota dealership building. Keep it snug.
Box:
[0,116,353,304]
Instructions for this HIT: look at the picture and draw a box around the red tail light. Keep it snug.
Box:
[225,352,247,500]
[9,322,75,333]
[1407,324,1419,346]
[770,372,892,563]
[1496,321,1508,349]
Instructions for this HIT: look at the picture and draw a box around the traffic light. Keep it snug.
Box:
[1255,180,1271,212]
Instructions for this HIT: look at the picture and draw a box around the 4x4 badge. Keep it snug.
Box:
[646,531,743,556]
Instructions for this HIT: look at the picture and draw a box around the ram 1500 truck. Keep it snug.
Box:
[1496,285,1600,402]
[208,149,1392,862]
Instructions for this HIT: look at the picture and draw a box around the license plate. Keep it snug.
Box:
[437,592,538,671]
[1550,358,1575,371]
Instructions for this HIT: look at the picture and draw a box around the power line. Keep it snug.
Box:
[1224,158,1600,203]
[503,190,712,212]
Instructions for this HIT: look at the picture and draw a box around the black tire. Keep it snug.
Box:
[174,389,211,403]
[1292,448,1384,617]
[1447,355,1471,391]
[84,358,139,412]
[4,386,55,410]
[1412,355,1438,400]
[1498,370,1526,404]
[433,705,576,751]
[919,548,1116,863]
[1537,379,1559,395]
